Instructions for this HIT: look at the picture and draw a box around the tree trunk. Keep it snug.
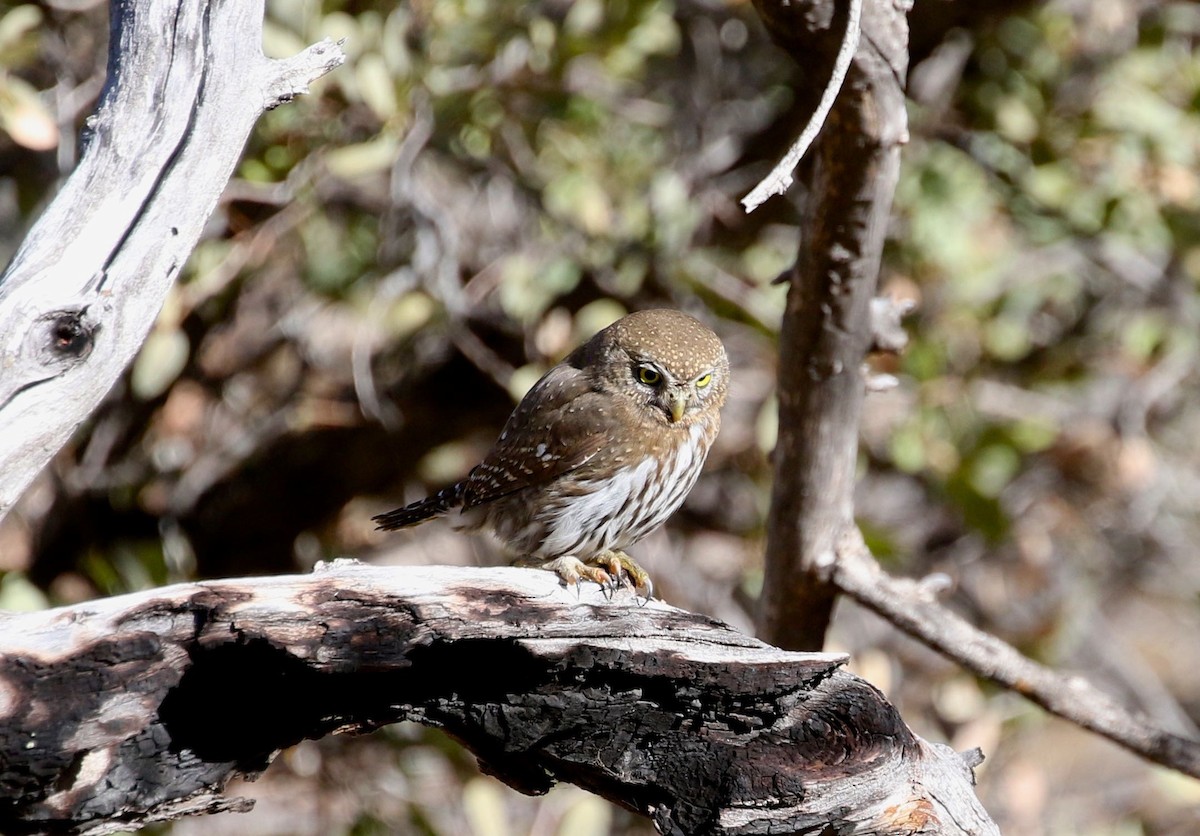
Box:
[756,0,912,650]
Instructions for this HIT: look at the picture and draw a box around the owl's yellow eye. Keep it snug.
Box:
[695,372,713,389]
[637,366,661,385]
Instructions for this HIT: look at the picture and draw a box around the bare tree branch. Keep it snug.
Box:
[757,0,912,650]
[0,563,998,835]
[751,0,1200,791]
[834,529,1200,779]
[741,0,863,212]
[0,0,345,522]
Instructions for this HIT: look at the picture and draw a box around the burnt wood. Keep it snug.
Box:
[0,563,996,835]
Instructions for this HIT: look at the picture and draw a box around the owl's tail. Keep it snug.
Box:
[373,482,465,530]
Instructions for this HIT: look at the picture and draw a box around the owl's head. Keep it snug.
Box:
[573,309,730,426]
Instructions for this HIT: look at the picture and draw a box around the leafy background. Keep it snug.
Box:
[2,0,1200,832]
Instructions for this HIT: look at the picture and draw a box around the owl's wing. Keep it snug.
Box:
[461,363,611,509]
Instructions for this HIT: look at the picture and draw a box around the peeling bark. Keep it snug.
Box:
[0,563,996,835]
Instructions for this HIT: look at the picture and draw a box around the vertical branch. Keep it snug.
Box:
[756,0,911,649]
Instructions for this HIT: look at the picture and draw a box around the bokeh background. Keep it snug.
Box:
[3,0,1200,833]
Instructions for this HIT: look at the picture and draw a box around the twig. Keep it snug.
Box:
[834,528,1200,779]
[741,0,863,213]
[262,39,346,110]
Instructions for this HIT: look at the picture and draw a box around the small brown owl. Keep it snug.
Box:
[374,309,729,598]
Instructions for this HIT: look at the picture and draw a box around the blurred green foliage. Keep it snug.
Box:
[890,2,1200,548]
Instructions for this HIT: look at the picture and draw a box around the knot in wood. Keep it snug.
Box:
[38,307,97,366]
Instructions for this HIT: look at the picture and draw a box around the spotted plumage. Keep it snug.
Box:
[374,309,730,597]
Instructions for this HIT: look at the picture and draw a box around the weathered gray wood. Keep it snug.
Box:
[0,0,344,521]
[0,563,997,835]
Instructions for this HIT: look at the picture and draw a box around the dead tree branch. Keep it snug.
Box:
[757,0,912,649]
[749,0,1200,784]
[741,0,863,212]
[834,530,1200,779]
[0,563,997,835]
[0,0,344,521]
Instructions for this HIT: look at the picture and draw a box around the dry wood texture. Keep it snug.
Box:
[0,563,997,835]
[0,0,343,521]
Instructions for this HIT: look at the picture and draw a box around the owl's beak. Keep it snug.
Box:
[668,391,688,423]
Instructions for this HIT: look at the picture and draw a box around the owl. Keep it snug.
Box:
[374,309,729,599]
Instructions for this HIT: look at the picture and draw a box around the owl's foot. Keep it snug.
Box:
[594,550,654,603]
[540,552,654,603]
[541,556,614,597]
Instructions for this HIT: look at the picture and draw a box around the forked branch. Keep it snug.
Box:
[757,0,912,650]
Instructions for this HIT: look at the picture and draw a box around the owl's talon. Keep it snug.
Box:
[638,576,654,606]
[599,554,625,593]
[543,556,612,596]
[591,550,654,602]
